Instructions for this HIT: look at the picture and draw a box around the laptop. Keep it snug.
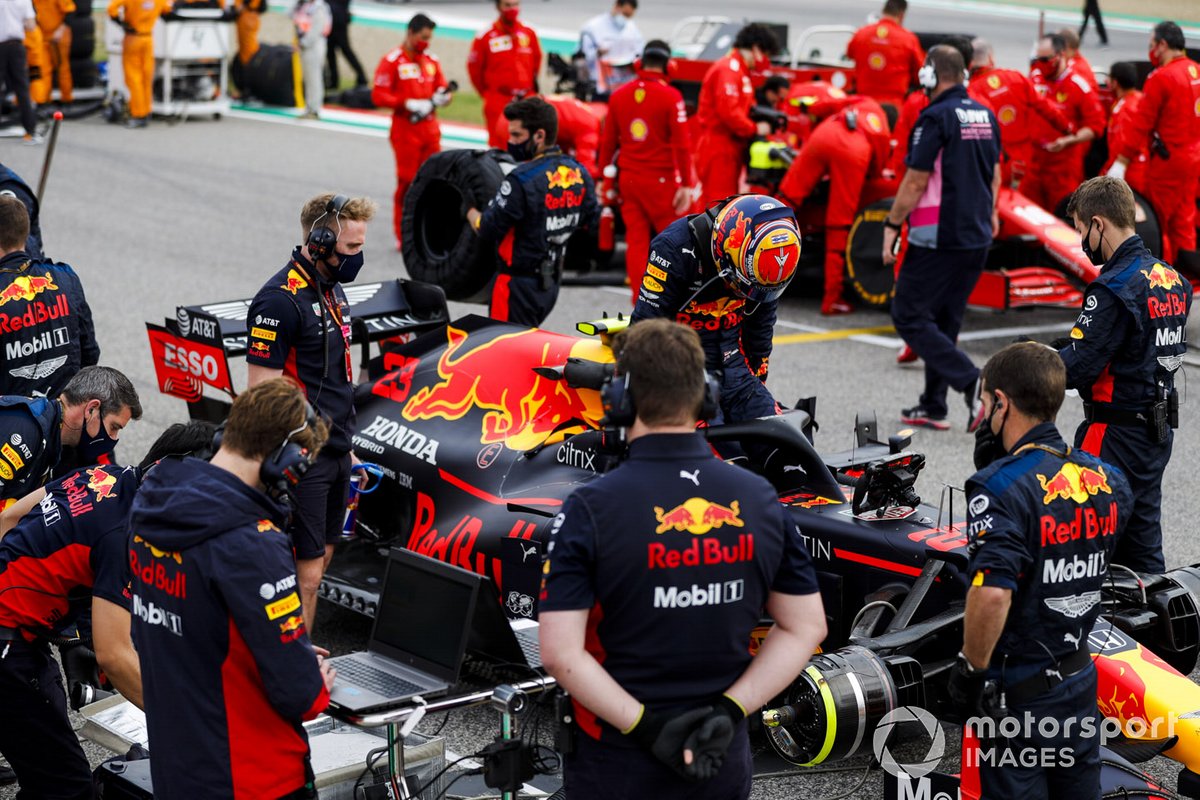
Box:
[328,548,481,713]
[467,575,544,671]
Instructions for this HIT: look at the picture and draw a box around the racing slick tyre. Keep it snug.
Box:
[67,15,94,60]
[235,44,301,107]
[401,149,516,302]
[846,198,894,309]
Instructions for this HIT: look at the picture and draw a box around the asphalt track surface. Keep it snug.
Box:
[5,4,1200,797]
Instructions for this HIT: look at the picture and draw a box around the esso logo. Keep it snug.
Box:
[163,342,220,381]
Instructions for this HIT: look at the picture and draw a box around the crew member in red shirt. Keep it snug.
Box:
[598,40,693,302]
[846,0,925,112]
[1108,21,1200,265]
[468,0,541,148]
[490,94,603,175]
[1059,27,1098,92]
[694,23,778,206]
[1102,61,1148,197]
[969,37,1072,188]
[1022,33,1104,213]
[372,13,451,247]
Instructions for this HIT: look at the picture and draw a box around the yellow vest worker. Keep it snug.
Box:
[33,0,75,103]
[234,0,264,64]
[23,26,49,104]
[107,0,171,126]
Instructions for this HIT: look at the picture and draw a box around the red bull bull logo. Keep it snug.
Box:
[1037,463,1112,505]
[686,296,744,317]
[1142,264,1182,291]
[132,534,183,564]
[0,272,58,307]
[402,325,610,450]
[654,497,744,534]
[280,268,308,295]
[546,165,584,190]
[86,466,119,503]
[249,341,271,356]
[257,519,278,532]
[278,613,306,642]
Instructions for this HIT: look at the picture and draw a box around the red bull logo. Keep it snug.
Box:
[1037,463,1112,505]
[132,534,183,564]
[686,296,744,317]
[654,497,744,534]
[86,466,118,503]
[718,214,752,266]
[280,268,308,295]
[546,165,584,190]
[1142,264,1182,291]
[0,272,58,307]
[257,519,278,532]
[402,325,610,450]
[278,613,306,642]
[249,341,272,356]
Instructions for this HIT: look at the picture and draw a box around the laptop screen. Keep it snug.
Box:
[370,550,480,676]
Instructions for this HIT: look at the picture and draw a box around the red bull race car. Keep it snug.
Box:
[147,282,1200,797]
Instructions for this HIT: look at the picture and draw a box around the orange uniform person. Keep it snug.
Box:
[1022,33,1104,213]
[968,37,1071,188]
[1108,21,1200,266]
[598,40,694,302]
[32,0,73,103]
[780,89,890,315]
[108,0,171,128]
[372,13,450,247]
[845,0,925,112]
[468,0,540,149]
[234,0,266,64]
[1102,62,1149,197]
[693,22,779,206]
[23,25,48,106]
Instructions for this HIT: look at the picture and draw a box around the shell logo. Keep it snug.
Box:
[876,25,888,38]
[1195,97,1200,117]
[987,75,1001,89]
[998,105,1017,125]
[868,52,886,70]
[634,87,646,104]
[630,118,649,141]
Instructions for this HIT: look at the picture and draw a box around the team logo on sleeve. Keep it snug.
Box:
[86,466,118,502]
[281,269,308,295]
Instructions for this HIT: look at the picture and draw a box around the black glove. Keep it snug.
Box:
[945,652,987,723]
[973,421,1006,471]
[626,705,712,778]
[682,694,744,780]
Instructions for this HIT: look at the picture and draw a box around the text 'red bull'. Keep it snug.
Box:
[1041,501,1120,546]
[648,534,755,569]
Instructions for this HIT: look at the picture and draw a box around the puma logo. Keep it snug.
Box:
[681,247,696,257]
[1063,631,1080,647]
[520,542,539,562]
[680,469,700,486]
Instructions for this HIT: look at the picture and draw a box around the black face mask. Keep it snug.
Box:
[507,137,536,162]
[1080,219,1106,267]
[972,401,1008,470]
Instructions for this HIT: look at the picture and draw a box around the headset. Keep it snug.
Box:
[601,367,721,428]
[211,400,319,499]
[306,194,349,263]
[917,63,937,90]
[636,42,674,76]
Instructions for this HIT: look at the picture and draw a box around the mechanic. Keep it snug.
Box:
[1101,62,1148,198]
[468,0,541,149]
[1107,21,1200,268]
[779,92,890,316]
[247,192,376,634]
[951,342,1132,799]
[0,366,140,511]
[31,0,72,104]
[598,39,694,304]
[693,23,779,206]
[1058,27,1098,92]
[233,0,267,65]
[845,0,925,112]
[1022,33,1104,213]
[324,0,367,92]
[0,0,38,144]
[578,0,643,97]
[0,160,44,258]
[883,45,1000,432]
[467,97,598,327]
[540,318,826,800]
[488,94,604,176]
[1058,176,1191,574]
[372,13,451,248]
[0,197,98,398]
[107,0,170,128]
[969,38,1072,189]
[630,193,800,425]
[131,379,334,799]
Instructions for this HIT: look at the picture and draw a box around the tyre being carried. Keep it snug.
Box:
[402,149,516,301]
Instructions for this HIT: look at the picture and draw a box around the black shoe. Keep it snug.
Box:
[965,378,985,433]
[901,405,950,431]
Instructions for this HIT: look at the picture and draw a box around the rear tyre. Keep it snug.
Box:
[845,198,895,309]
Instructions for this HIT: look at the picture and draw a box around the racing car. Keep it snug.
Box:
[148,282,1200,797]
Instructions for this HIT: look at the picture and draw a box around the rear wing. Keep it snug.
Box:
[146,278,449,417]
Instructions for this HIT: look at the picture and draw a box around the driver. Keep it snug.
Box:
[951,341,1132,798]
[630,194,801,425]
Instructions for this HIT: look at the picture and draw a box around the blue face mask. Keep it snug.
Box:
[331,250,365,283]
[612,13,628,29]
[80,411,118,462]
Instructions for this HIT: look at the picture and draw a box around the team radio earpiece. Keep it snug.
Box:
[211,401,319,499]
[917,63,937,90]
[600,368,721,428]
[306,194,349,262]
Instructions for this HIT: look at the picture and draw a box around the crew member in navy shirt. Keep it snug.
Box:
[539,319,826,800]
[883,44,1001,432]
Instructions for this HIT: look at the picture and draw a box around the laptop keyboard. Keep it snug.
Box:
[516,630,542,662]
[335,659,422,698]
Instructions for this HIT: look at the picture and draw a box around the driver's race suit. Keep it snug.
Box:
[630,216,779,423]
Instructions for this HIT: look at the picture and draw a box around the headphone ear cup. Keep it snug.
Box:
[918,64,937,89]
[307,225,337,262]
[600,372,636,428]
[260,441,312,499]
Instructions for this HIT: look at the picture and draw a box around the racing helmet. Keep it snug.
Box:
[710,195,802,304]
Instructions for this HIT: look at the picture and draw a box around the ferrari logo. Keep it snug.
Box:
[876,25,888,38]
[987,75,1001,89]
[634,88,645,103]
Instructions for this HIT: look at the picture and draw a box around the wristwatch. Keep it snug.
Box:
[883,218,904,232]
